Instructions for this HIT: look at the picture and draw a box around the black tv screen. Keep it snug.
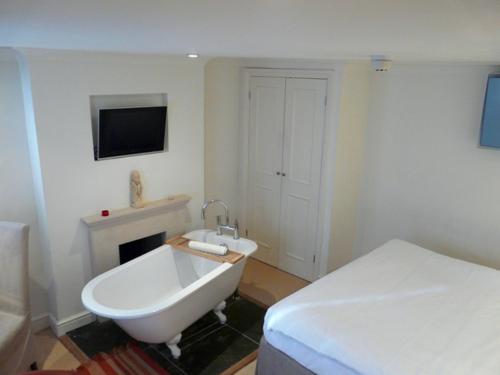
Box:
[97,106,167,160]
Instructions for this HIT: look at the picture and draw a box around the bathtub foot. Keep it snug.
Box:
[214,301,227,324]
[167,333,182,359]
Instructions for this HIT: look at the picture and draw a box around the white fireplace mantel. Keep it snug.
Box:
[82,194,191,275]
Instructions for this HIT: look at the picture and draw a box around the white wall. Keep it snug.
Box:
[204,58,242,228]
[205,59,500,273]
[354,64,500,268]
[328,63,371,271]
[0,50,49,320]
[17,49,206,325]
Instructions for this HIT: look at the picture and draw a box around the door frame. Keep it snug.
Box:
[238,66,343,280]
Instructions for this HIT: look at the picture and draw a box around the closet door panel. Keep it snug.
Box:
[278,78,327,281]
[247,76,285,266]
[286,87,316,185]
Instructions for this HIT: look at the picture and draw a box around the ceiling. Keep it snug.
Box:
[1,0,499,62]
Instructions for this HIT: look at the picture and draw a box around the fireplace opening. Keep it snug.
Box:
[119,232,166,264]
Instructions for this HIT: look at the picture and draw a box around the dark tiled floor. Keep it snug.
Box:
[67,295,265,375]
[161,325,258,375]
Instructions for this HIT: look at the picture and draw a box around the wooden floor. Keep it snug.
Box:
[33,328,80,370]
[33,256,309,372]
[239,257,310,307]
[234,357,257,375]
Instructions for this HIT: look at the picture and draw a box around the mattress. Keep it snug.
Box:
[264,240,500,375]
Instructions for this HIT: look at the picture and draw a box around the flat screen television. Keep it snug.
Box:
[480,74,500,148]
[96,106,167,160]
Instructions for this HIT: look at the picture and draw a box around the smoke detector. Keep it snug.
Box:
[371,56,392,72]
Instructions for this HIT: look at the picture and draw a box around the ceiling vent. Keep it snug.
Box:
[371,56,393,72]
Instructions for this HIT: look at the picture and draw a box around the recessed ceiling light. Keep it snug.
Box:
[186,53,199,59]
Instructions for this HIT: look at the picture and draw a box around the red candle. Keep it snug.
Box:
[101,210,110,217]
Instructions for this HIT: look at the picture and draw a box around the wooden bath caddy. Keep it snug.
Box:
[166,235,245,264]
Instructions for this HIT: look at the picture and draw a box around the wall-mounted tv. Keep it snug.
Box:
[96,106,167,160]
[480,74,500,148]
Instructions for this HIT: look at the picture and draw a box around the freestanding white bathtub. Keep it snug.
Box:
[81,229,257,358]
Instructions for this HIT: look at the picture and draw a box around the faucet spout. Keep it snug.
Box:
[201,199,230,224]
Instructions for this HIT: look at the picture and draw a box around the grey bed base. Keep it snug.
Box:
[256,336,315,375]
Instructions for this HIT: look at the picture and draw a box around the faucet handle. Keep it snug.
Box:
[233,219,240,240]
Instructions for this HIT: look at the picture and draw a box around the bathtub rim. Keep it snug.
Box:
[81,244,234,320]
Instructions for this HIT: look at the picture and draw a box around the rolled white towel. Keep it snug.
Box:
[188,240,228,256]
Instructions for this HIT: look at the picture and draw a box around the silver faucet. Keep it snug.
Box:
[201,199,240,240]
[217,219,240,240]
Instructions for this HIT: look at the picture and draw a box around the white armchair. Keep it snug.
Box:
[0,222,36,375]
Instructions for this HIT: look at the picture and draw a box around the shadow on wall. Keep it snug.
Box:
[70,220,94,282]
[29,278,48,319]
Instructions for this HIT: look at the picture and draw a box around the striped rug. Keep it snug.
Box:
[75,343,170,375]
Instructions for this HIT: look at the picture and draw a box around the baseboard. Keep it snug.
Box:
[50,310,95,337]
[31,313,50,332]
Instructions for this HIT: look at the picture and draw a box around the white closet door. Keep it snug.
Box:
[247,77,285,266]
[278,78,327,281]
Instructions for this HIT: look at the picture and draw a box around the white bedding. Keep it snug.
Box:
[264,240,500,375]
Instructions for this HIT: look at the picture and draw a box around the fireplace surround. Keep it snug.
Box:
[82,194,191,275]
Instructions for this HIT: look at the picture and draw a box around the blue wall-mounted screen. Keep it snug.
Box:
[480,74,500,148]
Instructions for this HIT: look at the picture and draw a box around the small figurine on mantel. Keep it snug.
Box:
[130,170,145,208]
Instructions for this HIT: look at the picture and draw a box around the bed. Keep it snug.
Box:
[258,240,500,375]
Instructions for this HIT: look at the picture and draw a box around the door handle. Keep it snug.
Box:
[276,171,281,176]
[281,172,286,177]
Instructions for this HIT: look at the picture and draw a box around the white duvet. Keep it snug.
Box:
[264,240,500,375]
